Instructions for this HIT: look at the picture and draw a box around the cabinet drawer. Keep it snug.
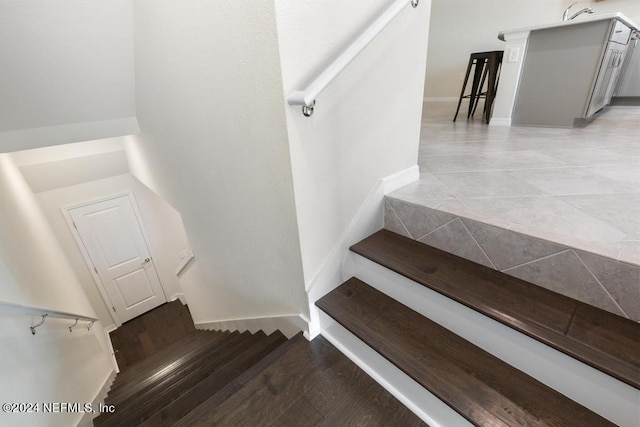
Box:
[611,20,631,45]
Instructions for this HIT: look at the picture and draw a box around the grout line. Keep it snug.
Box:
[415,217,459,242]
[501,249,572,273]
[574,251,629,319]
[385,200,413,239]
[459,219,497,270]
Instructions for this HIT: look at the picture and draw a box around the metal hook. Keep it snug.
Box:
[302,101,315,117]
[69,318,79,333]
[411,0,419,7]
[30,314,48,335]
[87,321,95,331]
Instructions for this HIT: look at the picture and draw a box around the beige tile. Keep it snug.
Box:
[577,251,640,321]
[433,171,548,198]
[507,168,639,196]
[418,218,494,268]
[559,193,640,240]
[385,198,456,240]
[504,250,626,318]
[461,196,630,244]
[461,218,566,271]
[383,200,411,238]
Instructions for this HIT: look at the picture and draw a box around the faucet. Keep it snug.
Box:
[562,2,595,21]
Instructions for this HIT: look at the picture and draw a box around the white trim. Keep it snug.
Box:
[0,116,139,154]
[381,165,419,194]
[175,251,194,276]
[195,314,307,339]
[76,369,117,427]
[169,293,187,305]
[488,117,512,127]
[103,325,120,374]
[62,191,169,326]
[423,97,457,102]
[319,312,470,427]
[343,252,639,426]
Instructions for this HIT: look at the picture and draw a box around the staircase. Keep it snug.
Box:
[94,329,289,426]
[94,301,424,426]
[317,229,640,426]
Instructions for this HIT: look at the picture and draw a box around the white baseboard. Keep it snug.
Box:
[381,165,419,194]
[423,97,458,102]
[344,252,639,426]
[195,313,307,339]
[76,369,117,427]
[103,325,119,374]
[489,117,512,126]
[319,311,470,427]
[169,292,187,305]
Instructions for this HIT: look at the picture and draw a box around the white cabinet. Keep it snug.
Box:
[587,21,632,115]
[512,18,632,127]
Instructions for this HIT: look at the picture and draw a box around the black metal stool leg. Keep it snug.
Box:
[467,58,486,119]
[453,58,474,122]
[471,64,489,118]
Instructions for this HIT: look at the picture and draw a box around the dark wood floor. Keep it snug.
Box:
[99,300,425,426]
[317,277,615,426]
[351,229,640,389]
[109,300,196,369]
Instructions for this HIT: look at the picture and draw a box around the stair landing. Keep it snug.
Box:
[408,102,640,322]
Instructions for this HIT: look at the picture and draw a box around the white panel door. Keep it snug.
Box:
[69,195,166,323]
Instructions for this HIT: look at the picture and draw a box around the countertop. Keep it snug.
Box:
[499,12,639,41]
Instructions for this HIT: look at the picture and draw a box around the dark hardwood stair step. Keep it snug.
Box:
[139,330,288,426]
[105,330,244,406]
[96,331,261,426]
[174,333,424,427]
[317,277,615,426]
[351,229,640,388]
[174,332,308,426]
[108,330,229,394]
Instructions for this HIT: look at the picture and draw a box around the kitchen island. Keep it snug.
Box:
[490,13,639,127]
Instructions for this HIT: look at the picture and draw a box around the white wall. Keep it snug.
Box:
[129,0,308,324]
[275,0,431,297]
[425,0,640,98]
[35,173,192,328]
[0,0,138,152]
[0,154,112,427]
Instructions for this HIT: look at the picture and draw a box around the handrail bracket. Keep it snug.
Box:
[30,314,48,335]
[302,101,316,117]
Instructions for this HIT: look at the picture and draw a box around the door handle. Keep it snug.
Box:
[141,258,151,266]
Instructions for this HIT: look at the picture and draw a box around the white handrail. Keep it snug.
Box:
[0,299,97,335]
[287,0,419,116]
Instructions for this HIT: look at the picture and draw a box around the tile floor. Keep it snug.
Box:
[390,102,640,266]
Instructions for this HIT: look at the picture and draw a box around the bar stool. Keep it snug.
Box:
[453,51,503,124]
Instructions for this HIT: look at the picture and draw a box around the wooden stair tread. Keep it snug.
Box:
[174,333,425,427]
[351,229,640,388]
[96,331,261,426]
[109,330,229,393]
[105,331,245,406]
[317,277,615,426]
[138,331,288,426]
[174,332,309,426]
